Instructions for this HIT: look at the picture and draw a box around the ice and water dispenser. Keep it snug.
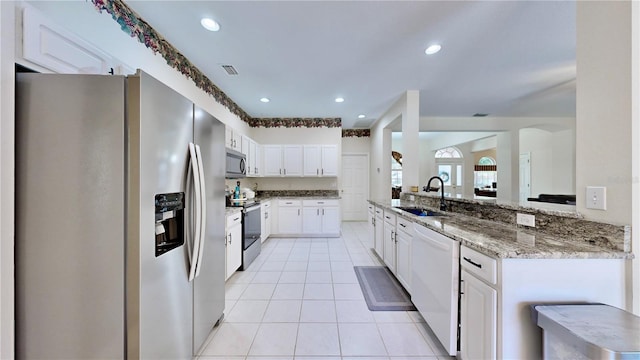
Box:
[154,192,185,257]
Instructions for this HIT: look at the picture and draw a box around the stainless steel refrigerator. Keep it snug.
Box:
[15,70,225,359]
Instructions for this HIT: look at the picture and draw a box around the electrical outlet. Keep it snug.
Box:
[516,213,536,227]
[408,195,415,201]
[586,186,606,210]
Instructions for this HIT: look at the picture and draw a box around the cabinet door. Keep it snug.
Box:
[252,142,260,176]
[225,127,234,149]
[278,206,301,234]
[368,210,376,250]
[225,223,242,280]
[395,230,412,292]
[263,145,282,176]
[303,145,321,176]
[374,211,384,258]
[302,207,322,234]
[260,205,267,243]
[282,145,303,176]
[22,6,114,74]
[320,145,338,176]
[321,206,341,234]
[265,208,271,238]
[241,135,250,156]
[383,221,396,272]
[460,271,497,360]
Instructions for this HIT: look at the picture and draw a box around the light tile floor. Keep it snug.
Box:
[198,222,454,360]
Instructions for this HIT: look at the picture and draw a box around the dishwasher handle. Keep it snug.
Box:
[463,256,482,269]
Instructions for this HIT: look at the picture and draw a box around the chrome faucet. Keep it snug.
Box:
[426,176,447,211]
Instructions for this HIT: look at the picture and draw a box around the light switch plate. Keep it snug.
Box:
[586,186,606,210]
[516,213,536,227]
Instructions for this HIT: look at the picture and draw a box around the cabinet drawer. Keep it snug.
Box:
[460,246,497,285]
[383,210,396,225]
[262,201,271,209]
[374,206,383,218]
[303,199,339,207]
[396,217,413,236]
[368,204,374,213]
[226,212,242,228]
[278,199,301,207]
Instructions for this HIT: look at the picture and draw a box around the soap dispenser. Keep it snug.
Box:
[234,181,241,199]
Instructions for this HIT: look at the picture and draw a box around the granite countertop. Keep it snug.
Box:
[369,199,633,260]
[256,196,341,201]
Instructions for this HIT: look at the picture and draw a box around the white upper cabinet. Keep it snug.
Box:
[282,145,303,176]
[303,146,321,176]
[248,140,260,177]
[263,145,283,176]
[225,126,242,151]
[263,144,337,178]
[320,145,338,176]
[303,145,338,177]
[264,145,304,177]
[20,5,132,75]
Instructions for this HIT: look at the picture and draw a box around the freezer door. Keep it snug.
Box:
[127,71,194,359]
[15,73,126,359]
[192,105,226,354]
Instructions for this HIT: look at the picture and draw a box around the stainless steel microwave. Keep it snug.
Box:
[225,149,246,178]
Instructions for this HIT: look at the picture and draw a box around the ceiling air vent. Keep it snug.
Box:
[221,65,238,75]
[473,113,489,117]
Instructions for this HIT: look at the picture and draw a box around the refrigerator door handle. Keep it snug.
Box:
[194,143,206,277]
[188,142,202,282]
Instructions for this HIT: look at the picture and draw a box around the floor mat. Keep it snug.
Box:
[353,266,416,311]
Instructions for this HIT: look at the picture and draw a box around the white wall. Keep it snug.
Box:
[576,1,632,224]
[251,127,340,145]
[552,129,576,194]
[519,127,576,197]
[342,136,370,154]
[520,128,554,197]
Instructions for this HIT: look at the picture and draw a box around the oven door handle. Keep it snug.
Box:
[194,143,207,278]
[187,142,202,282]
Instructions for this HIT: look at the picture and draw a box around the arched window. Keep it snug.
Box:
[435,147,463,158]
[478,156,496,165]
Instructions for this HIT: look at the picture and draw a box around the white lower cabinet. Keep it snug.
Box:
[277,200,302,234]
[382,211,396,272]
[374,207,384,258]
[260,201,271,243]
[457,244,626,359]
[460,268,497,360]
[273,198,340,237]
[394,217,412,292]
[225,212,243,281]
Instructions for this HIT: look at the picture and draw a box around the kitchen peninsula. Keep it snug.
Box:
[369,192,631,359]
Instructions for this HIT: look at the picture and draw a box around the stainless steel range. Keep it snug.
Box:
[228,199,262,270]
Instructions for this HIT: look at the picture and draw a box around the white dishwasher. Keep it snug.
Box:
[411,222,460,356]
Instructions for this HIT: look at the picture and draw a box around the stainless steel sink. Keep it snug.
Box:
[394,206,447,217]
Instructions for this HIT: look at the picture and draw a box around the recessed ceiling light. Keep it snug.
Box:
[260,97,270,103]
[201,18,220,32]
[358,114,366,118]
[335,97,345,103]
[424,44,442,55]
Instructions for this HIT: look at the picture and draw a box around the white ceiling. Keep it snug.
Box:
[41,1,579,129]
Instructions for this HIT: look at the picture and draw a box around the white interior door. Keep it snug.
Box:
[341,154,369,221]
[519,153,531,203]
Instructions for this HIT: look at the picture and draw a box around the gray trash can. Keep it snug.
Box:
[533,304,640,359]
